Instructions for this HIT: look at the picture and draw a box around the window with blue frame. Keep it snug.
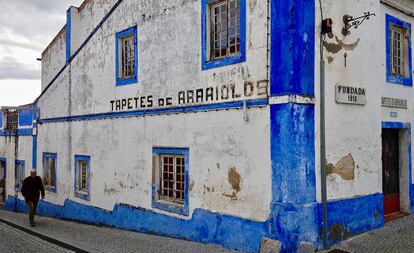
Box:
[74,155,90,200]
[43,153,57,192]
[115,26,138,86]
[152,148,189,216]
[386,14,412,86]
[15,160,25,192]
[202,0,246,70]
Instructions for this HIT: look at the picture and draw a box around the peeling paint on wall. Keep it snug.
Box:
[327,154,355,180]
[228,167,241,192]
[323,36,360,54]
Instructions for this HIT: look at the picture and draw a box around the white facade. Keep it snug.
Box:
[1,0,414,252]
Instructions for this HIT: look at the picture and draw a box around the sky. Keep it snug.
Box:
[0,0,84,107]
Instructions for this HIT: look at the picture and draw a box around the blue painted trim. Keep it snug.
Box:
[201,0,246,70]
[317,193,384,248]
[42,153,57,193]
[66,8,71,63]
[39,98,268,124]
[14,160,25,192]
[270,103,316,204]
[0,111,3,129]
[382,121,411,129]
[270,0,315,96]
[4,196,267,253]
[32,108,38,170]
[18,109,34,127]
[115,26,138,86]
[382,121,413,213]
[386,14,413,86]
[74,155,91,201]
[3,192,386,253]
[0,129,32,136]
[152,148,189,216]
[34,0,124,104]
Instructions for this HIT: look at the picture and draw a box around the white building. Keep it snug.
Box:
[1,0,414,252]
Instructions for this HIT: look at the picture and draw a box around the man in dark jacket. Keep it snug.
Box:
[21,170,45,227]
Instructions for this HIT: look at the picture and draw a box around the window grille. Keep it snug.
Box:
[160,154,185,204]
[391,26,404,76]
[43,155,56,189]
[210,0,240,60]
[5,110,18,131]
[120,35,135,79]
[77,161,88,192]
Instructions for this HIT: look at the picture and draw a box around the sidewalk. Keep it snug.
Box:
[0,209,238,253]
[320,215,414,253]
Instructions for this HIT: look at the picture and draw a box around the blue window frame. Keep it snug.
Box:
[115,26,138,86]
[152,147,189,216]
[43,153,57,192]
[201,0,246,70]
[386,14,412,86]
[15,160,25,192]
[0,112,3,129]
[74,155,91,200]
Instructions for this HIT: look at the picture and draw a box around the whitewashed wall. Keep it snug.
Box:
[315,0,414,201]
[37,0,271,221]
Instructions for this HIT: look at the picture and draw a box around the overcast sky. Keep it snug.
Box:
[0,0,84,106]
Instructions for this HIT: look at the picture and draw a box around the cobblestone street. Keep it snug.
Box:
[325,215,414,253]
[0,209,237,253]
[0,221,74,253]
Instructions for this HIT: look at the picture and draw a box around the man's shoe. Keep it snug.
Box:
[30,223,35,227]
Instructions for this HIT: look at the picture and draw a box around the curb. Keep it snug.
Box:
[0,217,89,253]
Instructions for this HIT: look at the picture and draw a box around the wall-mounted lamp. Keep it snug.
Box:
[342,12,375,36]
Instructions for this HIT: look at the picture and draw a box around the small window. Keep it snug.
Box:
[116,26,138,86]
[74,155,90,200]
[386,14,412,86]
[43,153,57,192]
[152,148,189,216]
[15,160,25,191]
[210,0,240,59]
[202,0,246,70]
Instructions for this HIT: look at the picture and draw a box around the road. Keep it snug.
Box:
[0,221,74,253]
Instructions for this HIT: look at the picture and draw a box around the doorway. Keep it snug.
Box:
[0,158,5,204]
[382,129,400,216]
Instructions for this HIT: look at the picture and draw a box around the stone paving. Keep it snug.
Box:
[0,221,74,253]
[0,209,238,253]
[323,215,414,253]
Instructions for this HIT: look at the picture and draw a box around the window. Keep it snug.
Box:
[115,26,138,86]
[152,148,189,216]
[15,160,25,191]
[43,153,57,192]
[202,0,246,70]
[386,14,412,86]
[74,155,90,200]
[210,0,240,59]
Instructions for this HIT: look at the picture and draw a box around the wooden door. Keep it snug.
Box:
[382,129,400,215]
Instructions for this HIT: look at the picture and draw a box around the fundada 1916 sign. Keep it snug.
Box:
[335,84,366,105]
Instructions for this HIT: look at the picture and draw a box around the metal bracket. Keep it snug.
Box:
[342,12,376,36]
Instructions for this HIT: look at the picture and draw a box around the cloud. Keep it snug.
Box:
[0,57,40,80]
[0,38,44,51]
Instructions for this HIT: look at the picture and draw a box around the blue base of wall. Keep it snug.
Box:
[4,193,390,253]
[4,196,268,253]
[317,193,384,248]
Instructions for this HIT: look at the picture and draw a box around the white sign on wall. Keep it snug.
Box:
[335,84,366,105]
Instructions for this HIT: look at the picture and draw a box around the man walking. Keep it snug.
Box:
[21,170,45,227]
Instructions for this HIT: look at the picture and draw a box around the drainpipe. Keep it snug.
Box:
[319,0,328,249]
